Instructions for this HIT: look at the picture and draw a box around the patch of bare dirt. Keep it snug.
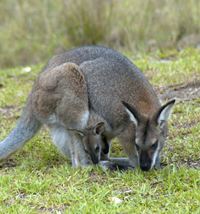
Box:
[0,104,23,117]
[154,79,200,104]
[0,157,22,170]
[176,159,200,169]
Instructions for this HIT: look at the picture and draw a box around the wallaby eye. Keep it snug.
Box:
[95,146,100,152]
[151,141,158,149]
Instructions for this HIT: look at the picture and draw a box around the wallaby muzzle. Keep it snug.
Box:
[140,151,152,171]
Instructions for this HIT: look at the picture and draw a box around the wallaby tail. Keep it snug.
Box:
[0,98,42,162]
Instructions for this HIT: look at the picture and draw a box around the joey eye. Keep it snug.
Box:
[95,146,100,152]
[151,141,158,149]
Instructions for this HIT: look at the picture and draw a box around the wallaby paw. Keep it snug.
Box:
[114,165,135,171]
[98,160,135,171]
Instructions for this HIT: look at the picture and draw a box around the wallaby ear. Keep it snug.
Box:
[121,101,141,127]
[68,129,84,137]
[93,122,105,135]
[156,99,175,128]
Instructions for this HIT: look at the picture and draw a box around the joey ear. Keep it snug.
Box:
[156,99,175,128]
[121,101,141,127]
[68,129,84,137]
[94,122,105,135]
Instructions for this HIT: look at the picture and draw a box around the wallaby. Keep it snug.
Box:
[0,62,109,167]
[0,46,175,171]
[39,46,175,171]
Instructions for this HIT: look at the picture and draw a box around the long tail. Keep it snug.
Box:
[0,99,42,162]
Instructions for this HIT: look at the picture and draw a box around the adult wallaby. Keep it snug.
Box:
[40,46,175,171]
[0,46,175,171]
[0,62,108,167]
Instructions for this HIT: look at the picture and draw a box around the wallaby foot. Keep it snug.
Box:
[98,160,135,171]
[109,157,132,166]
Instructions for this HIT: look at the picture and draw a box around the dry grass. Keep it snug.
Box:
[0,0,200,68]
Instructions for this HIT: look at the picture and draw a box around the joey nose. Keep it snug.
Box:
[91,156,99,165]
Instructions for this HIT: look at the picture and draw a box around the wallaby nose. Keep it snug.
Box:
[140,163,150,171]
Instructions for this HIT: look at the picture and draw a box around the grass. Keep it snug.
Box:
[0,0,200,69]
[0,47,199,213]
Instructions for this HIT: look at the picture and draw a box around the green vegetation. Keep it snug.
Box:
[0,0,200,212]
[0,47,200,213]
[0,0,200,69]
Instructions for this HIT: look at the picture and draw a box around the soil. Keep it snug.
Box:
[155,79,200,104]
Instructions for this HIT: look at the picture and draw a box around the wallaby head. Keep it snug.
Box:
[69,122,105,164]
[122,99,175,171]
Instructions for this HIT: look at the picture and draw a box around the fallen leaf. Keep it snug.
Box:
[110,197,123,205]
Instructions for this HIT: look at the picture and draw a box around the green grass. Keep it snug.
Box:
[0,47,200,213]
